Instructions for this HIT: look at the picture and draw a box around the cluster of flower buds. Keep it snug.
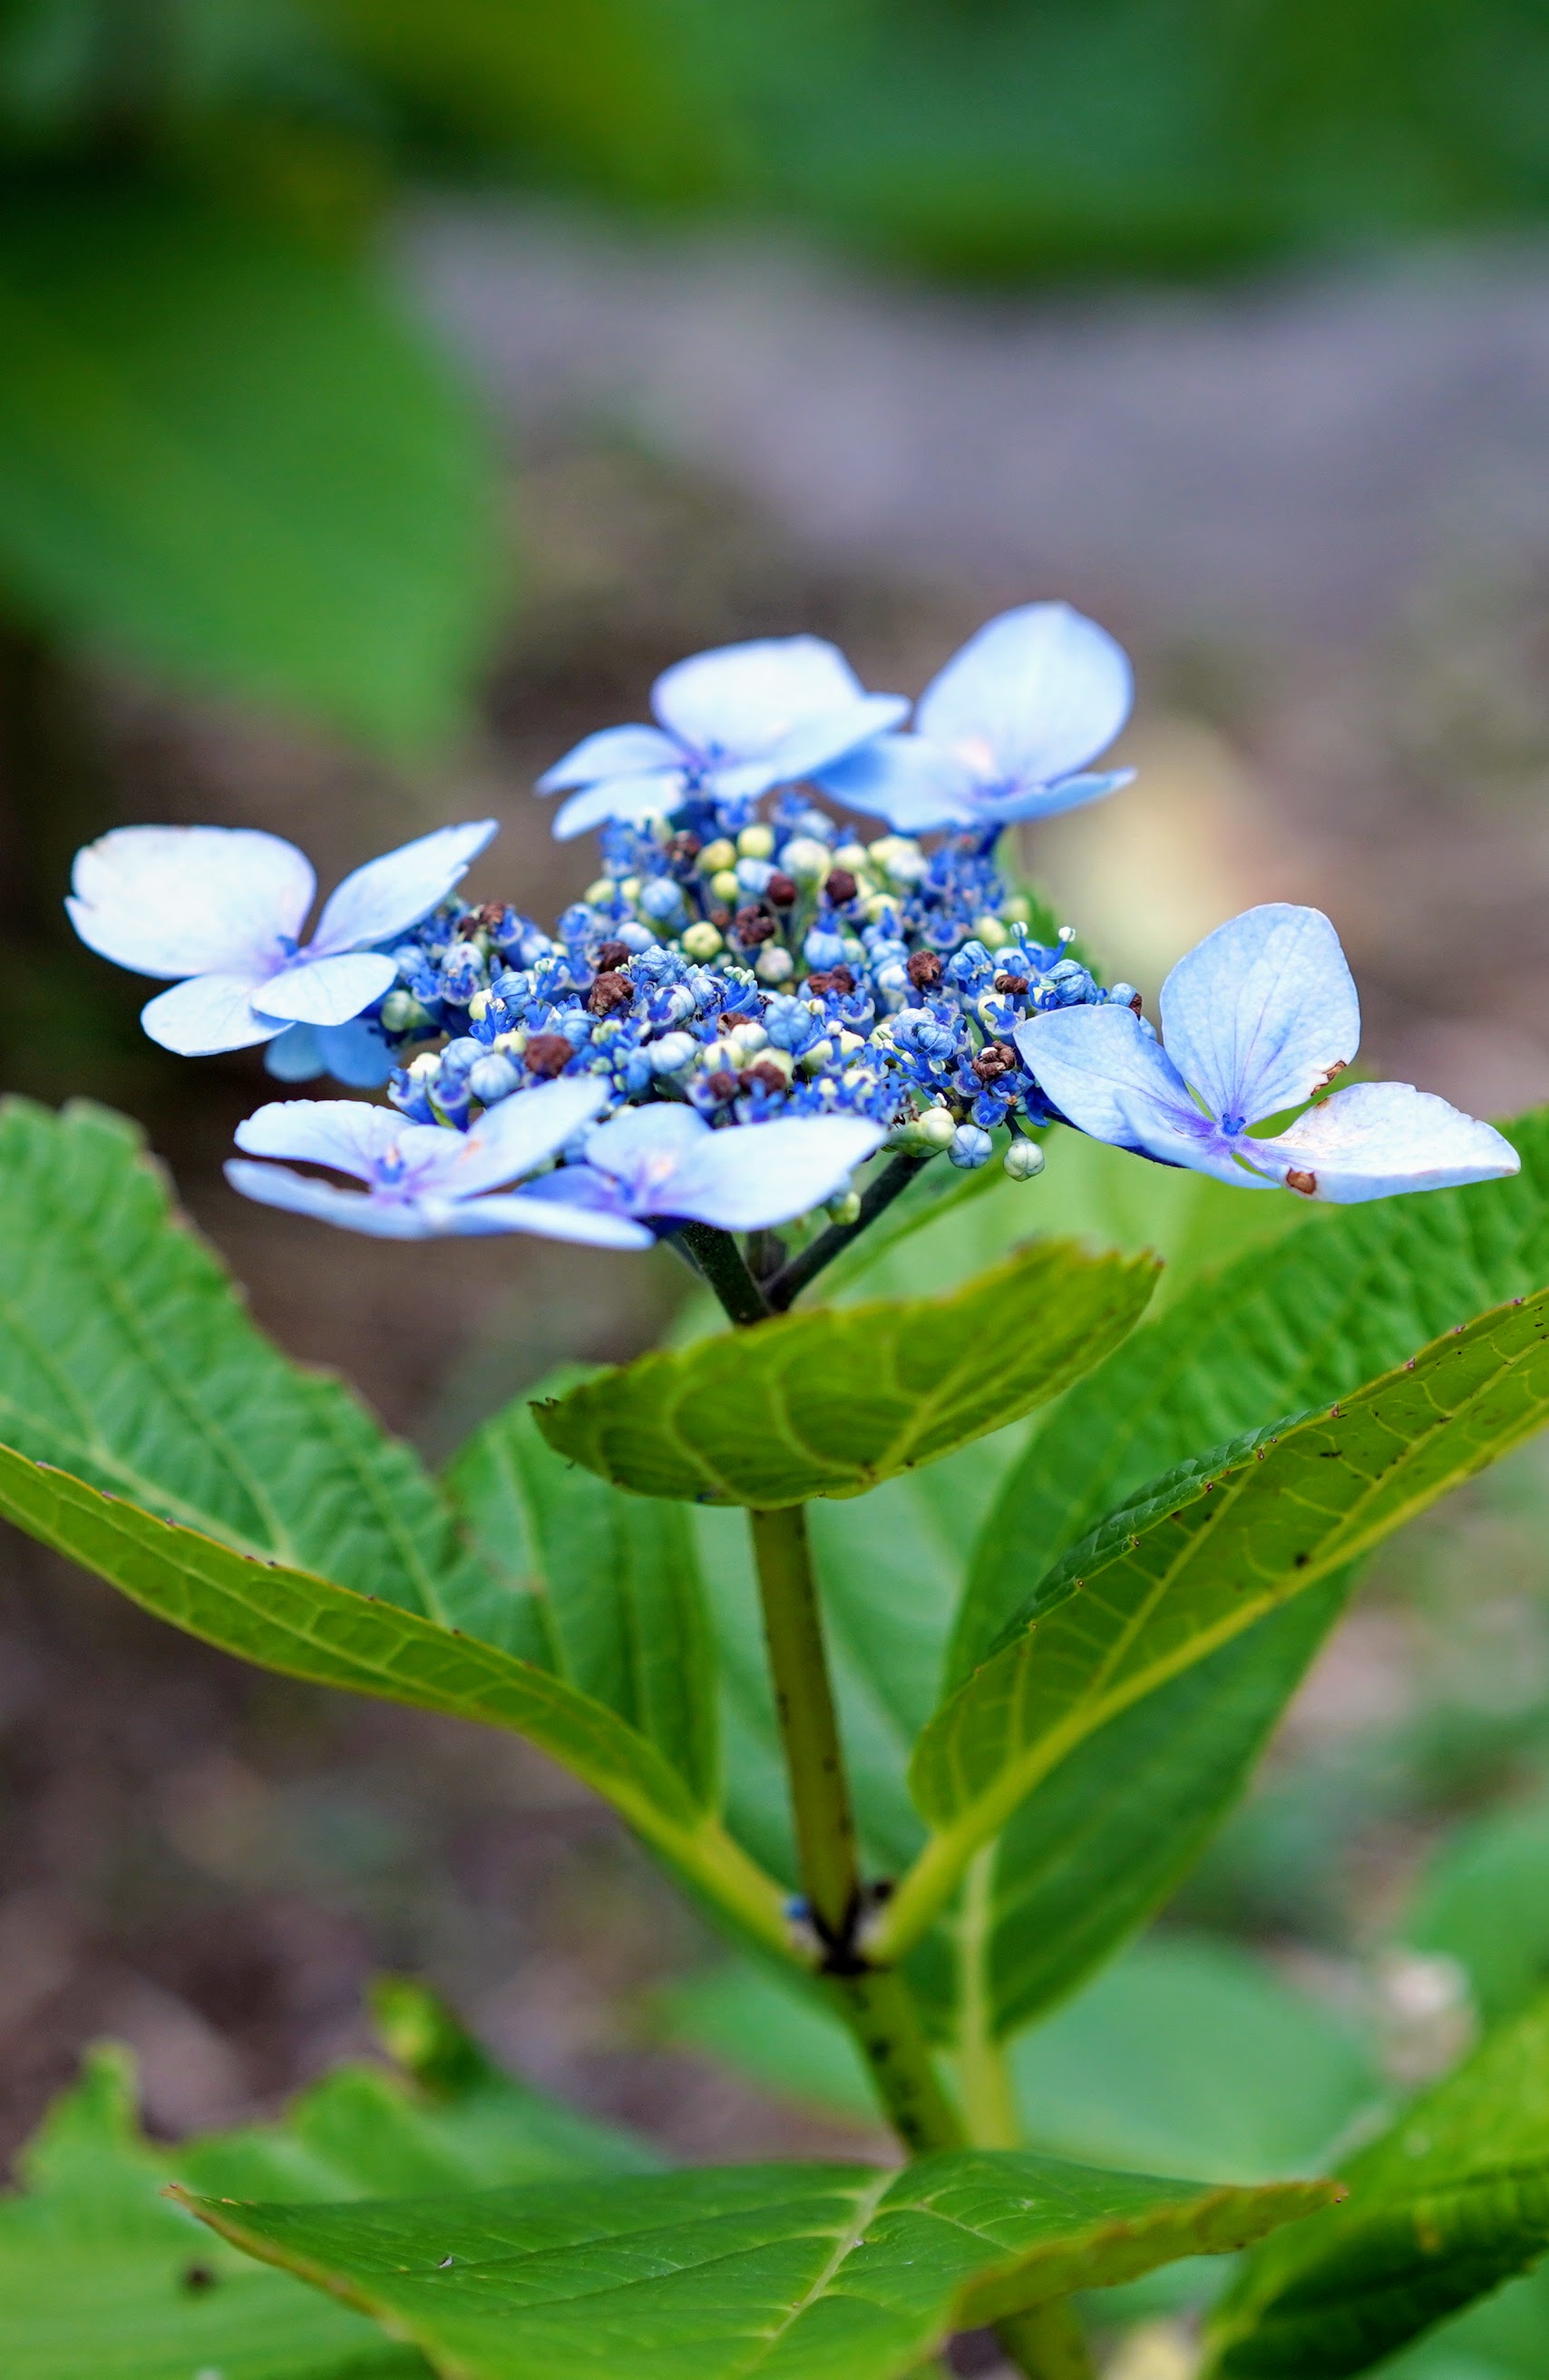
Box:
[65,600,1519,1242]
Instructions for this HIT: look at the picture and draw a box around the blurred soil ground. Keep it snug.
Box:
[3,216,1549,2176]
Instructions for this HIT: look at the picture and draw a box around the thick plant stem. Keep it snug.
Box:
[747,1504,861,1948]
[827,1964,963,2155]
[747,1502,963,2157]
[765,1149,934,1311]
[995,2299,1096,2379]
[671,1220,771,1326]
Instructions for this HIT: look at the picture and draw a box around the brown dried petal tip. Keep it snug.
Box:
[706,1069,741,1101]
[907,951,942,990]
[524,1033,575,1078]
[766,872,797,906]
[735,906,776,945]
[824,868,859,905]
[994,971,1028,996]
[740,1061,787,1094]
[806,966,854,997]
[586,971,633,1016]
[595,939,631,972]
[1286,1168,1319,1196]
[459,902,506,937]
[972,1041,1018,1082]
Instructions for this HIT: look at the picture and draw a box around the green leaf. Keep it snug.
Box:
[185,2153,1334,2380]
[0,1439,789,1955]
[1007,1934,1381,2185]
[1378,2262,1549,2379]
[888,1289,1549,1960]
[0,1098,480,1626]
[982,1575,1354,2035]
[445,1370,719,1802]
[960,1110,1549,1677]
[1399,1797,1549,2030]
[535,1237,1159,1507]
[954,1111,1549,2034]
[0,1986,650,2380]
[0,190,498,746]
[1204,1992,1549,2377]
[658,1960,881,2130]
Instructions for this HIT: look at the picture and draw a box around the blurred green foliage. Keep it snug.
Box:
[0,0,1544,739]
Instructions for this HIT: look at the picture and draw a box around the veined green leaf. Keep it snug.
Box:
[185,2153,1333,2380]
[535,1238,1158,1507]
[960,1111,1549,1676]
[445,1370,718,1802]
[0,1443,788,1956]
[956,1110,1549,2035]
[1204,1994,1549,2377]
[0,1098,479,1625]
[883,1290,1549,1961]
[0,1986,652,2380]
[0,192,497,746]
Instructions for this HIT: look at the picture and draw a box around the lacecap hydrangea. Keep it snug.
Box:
[66,604,1519,1252]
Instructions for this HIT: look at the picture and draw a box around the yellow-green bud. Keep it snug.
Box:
[755,945,794,984]
[917,1104,957,1150]
[1001,893,1031,925]
[618,874,640,903]
[782,836,831,884]
[832,841,870,873]
[682,921,724,960]
[869,834,927,885]
[973,913,1004,948]
[826,1189,862,1226]
[710,869,741,903]
[1004,1138,1046,1182]
[697,838,736,874]
[737,823,775,860]
[584,878,613,906]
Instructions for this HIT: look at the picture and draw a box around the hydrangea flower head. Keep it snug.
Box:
[67,820,497,1057]
[1018,903,1520,1202]
[224,1077,645,1243]
[524,1104,886,1234]
[819,602,1134,834]
[537,637,907,840]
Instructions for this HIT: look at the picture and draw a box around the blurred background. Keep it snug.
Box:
[5,2,1549,2367]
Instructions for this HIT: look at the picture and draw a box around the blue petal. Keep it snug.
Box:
[652,636,867,763]
[712,693,911,802]
[253,951,397,1028]
[141,972,287,1055]
[316,1019,397,1088]
[459,1192,654,1248]
[1017,1003,1262,1185]
[586,1102,709,1184]
[68,825,312,979]
[1252,1082,1522,1204]
[235,1099,407,1180]
[971,767,1135,826]
[552,772,687,841]
[416,1076,610,1196]
[536,725,681,794]
[225,1159,435,1238]
[1160,905,1360,1130]
[645,1116,886,1231]
[815,735,979,831]
[915,603,1133,790]
[309,821,498,955]
[263,1023,326,1081]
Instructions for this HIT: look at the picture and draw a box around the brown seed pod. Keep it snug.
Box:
[523,1033,575,1078]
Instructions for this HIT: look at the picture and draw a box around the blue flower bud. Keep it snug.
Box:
[950,1123,994,1169]
[804,928,845,971]
[640,876,684,921]
[1003,1137,1046,1181]
[467,1053,521,1105]
[648,1032,697,1075]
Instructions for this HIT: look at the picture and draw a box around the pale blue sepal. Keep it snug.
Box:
[1254,1082,1522,1204]
[141,973,287,1056]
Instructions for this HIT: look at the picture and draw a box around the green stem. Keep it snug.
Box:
[747,1504,861,1948]
[995,2300,1096,2380]
[956,1847,1019,2150]
[746,1502,963,2156]
[671,1220,771,1326]
[764,1150,933,1312]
